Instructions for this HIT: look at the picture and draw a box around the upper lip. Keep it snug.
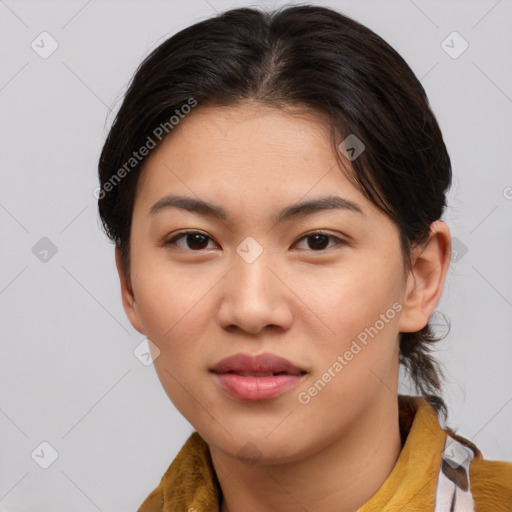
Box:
[210,352,306,375]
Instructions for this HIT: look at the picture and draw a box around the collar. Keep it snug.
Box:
[142,395,466,511]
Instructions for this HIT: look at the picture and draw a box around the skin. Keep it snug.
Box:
[116,102,451,512]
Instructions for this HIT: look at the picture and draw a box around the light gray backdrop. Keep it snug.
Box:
[1,0,511,510]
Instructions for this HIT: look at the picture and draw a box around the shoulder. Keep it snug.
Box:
[471,455,512,512]
[447,428,512,512]
[136,431,218,512]
[136,486,164,512]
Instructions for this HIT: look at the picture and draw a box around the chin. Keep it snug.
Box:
[197,419,316,465]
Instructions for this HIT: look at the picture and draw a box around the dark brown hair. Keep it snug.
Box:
[98,4,451,417]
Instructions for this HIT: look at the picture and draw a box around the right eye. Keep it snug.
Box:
[163,230,218,251]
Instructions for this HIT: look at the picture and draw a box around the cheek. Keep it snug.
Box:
[130,262,217,414]
[296,254,404,340]
[292,258,404,405]
[293,263,403,422]
[130,253,216,354]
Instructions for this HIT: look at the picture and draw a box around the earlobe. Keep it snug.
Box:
[398,221,451,333]
[115,247,146,335]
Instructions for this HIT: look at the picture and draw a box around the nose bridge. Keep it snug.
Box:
[232,235,279,301]
[217,237,292,334]
[235,243,274,295]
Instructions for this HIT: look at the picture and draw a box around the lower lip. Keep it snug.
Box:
[213,373,305,401]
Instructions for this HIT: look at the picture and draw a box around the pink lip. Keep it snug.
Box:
[210,352,307,401]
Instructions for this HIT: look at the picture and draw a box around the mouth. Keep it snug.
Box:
[210,352,307,375]
[218,371,307,377]
[210,352,308,401]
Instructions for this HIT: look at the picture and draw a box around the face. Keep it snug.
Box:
[119,102,420,464]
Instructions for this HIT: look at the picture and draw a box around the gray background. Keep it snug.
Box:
[1,0,511,510]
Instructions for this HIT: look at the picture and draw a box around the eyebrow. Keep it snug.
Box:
[149,194,364,223]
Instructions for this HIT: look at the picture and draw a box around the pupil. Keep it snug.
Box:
[188,233,208,250]
[309,234,328,250]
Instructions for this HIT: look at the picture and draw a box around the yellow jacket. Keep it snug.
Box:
[137,396,512,511]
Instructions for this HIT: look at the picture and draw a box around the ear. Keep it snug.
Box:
[398,221,451,333]
[115,246,146,335]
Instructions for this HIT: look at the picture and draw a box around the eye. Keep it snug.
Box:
[163,230,346,252]
[164,230,217,251]
[294,232,345,251]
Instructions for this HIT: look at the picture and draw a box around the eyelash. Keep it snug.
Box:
[163,230,346,253]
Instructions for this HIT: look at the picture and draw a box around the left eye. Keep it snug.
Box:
[294,232,343,251]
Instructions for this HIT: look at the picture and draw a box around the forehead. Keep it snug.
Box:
[136,102,364,204]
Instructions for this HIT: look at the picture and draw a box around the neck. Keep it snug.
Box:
[210,393,402,512]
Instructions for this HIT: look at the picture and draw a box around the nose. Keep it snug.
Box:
[216,249,293,336]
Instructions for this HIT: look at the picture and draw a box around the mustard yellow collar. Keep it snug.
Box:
[138,395,483,511]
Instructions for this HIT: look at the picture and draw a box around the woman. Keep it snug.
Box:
[97,4,512,511]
